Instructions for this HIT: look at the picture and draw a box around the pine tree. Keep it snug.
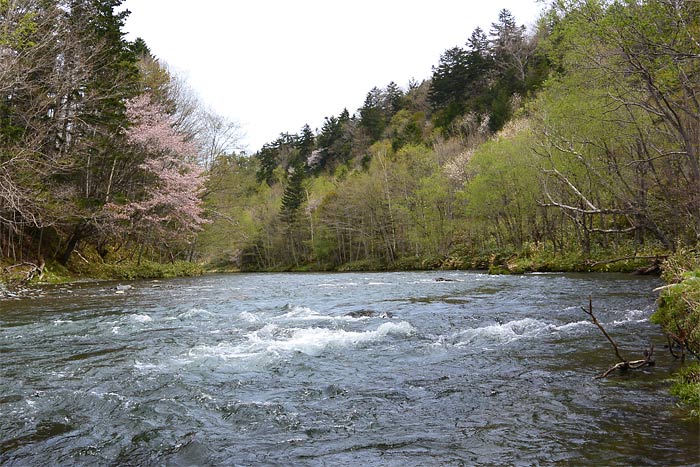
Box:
[385,81,404,114]
[255,143,279,185]
[360,87,387,142]
[297,124,315,161]
[280,161,306,224]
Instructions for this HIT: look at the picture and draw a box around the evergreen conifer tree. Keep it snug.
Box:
[280,161,306,224]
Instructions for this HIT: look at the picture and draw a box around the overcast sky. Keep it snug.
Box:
[121,0,544,153]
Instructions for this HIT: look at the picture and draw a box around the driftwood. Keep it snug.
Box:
[582,297,654,379]
[3,261,45,284]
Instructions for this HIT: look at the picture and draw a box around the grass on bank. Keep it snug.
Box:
[234,242,667,274]
[671,363,700,418]
[649,249,700,418]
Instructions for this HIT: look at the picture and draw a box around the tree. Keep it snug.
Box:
[536,0,700,249]
[255,143,279,185]
[198,110,243,169]
[105,93,207,261]
[489,9,528,82]
[428,46,470,111]
[464,121,542,251]
[385,81,404,114]
[0,0,142,262]
[280,161,306,224]
[297,123,315,163]
[359,87,388,142]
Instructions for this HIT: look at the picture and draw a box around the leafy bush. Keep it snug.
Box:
[337,258,385,272]
[651,270,700,355]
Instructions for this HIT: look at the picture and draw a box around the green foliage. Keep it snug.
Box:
[651,269,700,355]
[255,143,279,185]
[99,261,204,280]
[660,249,700,285]
[194,1,696,277]
[38,261,76,284]
[670,363,700,418]
[359,87,389,142]
[0,3,37,49]
[652,249,700,354]
[337,258,385,272]
[463,120,541,250]
[280,161,307,223]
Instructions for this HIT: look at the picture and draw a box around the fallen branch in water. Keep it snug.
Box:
[581,296,654,379]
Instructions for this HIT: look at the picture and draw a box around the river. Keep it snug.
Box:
[1,271,698,466]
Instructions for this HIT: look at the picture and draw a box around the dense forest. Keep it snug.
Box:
[0,0,239,274]
[1,0,698,274]
[200,1,699,274]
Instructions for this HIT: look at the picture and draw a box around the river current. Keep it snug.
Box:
[1,271,698,466]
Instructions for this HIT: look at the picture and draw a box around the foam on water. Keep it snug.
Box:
[134,360,166,372]
[278,305,325,320]
[260,321,415,356]
[277,305,354,323]
[456,318,548,346]
[3,272,692,466]
[178,308,213,320]
[52,319,72,326]
[452,312,644,348]
[552,320,592,332]
[612,309,647,326]
[238,311,259,323]
[130,314,152,323]
[185,321,416,362]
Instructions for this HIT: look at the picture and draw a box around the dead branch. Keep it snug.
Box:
[581,296,655,379]
[587,255,668,268]
[3,261,45,284]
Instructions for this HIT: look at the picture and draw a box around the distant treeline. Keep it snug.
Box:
[201,1,700,271]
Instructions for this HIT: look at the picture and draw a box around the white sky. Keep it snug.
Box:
[122,0,544,153]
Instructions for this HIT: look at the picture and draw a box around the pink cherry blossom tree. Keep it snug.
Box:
[105,93,208,261]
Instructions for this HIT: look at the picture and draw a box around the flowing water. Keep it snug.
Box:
[1,271,698,466]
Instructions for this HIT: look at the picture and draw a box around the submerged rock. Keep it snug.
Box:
[345,310,393,319]
[114,284,133,294]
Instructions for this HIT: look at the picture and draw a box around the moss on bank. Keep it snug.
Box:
[671,363,700,418]
[232,244,667,275]
[651,249,700,356]
[65,259,204,282]
[649,249,700,417]
[1,257,204,291]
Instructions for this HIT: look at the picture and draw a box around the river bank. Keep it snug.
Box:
[3,247,697,418]
[2,245,665,288]
[0,259,204,298]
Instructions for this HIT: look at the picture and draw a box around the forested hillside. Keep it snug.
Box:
[0,0,239,278]
[201,1,700,273]
[1,0,698,278]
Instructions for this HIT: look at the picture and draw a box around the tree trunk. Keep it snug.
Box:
[59,226,82,265]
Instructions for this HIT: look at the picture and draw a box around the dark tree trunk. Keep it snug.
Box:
[59,226,83,265]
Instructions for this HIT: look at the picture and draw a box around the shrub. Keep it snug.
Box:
[651,270,700,355]
[671,363,700,418]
